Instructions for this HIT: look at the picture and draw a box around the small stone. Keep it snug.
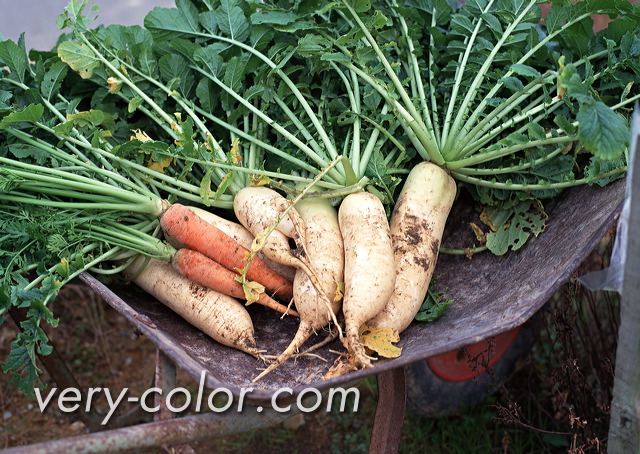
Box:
[69,420,86,432]
[282,413,305,430]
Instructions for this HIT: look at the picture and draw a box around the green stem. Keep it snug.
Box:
[0,157,157,206]
[272,94,326,160]
[342,1,440,161]
[447,135,574,170]
[453,97,565,162]
[443,0,535,155]
[341,61,442,164]
[192,103,330,182]
[391,0,435,141]
[1,193,161,214]
[461,10,594,134]
[452,143,570,176]
[77,33,178,129]
[192,65,344,184]
[184,30,340,162]
[445,72,554,159]
[450,167,626,191]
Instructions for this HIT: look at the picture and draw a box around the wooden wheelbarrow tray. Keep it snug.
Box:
[6,179,625,453]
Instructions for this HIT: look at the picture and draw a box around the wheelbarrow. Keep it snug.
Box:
[4,176,625,453]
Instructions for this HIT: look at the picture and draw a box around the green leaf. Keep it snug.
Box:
[214,0,250,43]
[0,104,44,128]
[159,53,196,97]
[559,17,594,57]
[554,115,577,135]
[250,25,275,51]
[221,54,250,111]
[0,89,12,111]
[175,0,200,32]
[128,96,143,113]
[144,5,198,41]
[0,39,29,84]
[584,156,627,187]
[415,278,453,323]
[544,5,567,34]
[40,61,69,101]
[510,63,541,79]
[195,78,216,112]
[57,41,101,79]
[0,171,24,193]
[194,43,225,77]
[251,11,299,26]
[63,109,116,133]
[500,76,524,92]
[7,144,49,165]
[527,122,547,140]
[481,12,503,37]
[320,52,351,63]
[486,200,547,255]
[620,31,640,59]
[577,101,629,160]
[297,34,331,54]
[351,0,372,13]
[558,62,589,98]
[450,14,475,36]
[465,0,490,16]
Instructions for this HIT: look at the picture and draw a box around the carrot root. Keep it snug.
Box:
[172,248,299,317]
[160,203,294,300]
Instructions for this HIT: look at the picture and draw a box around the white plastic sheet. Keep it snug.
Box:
[578,105,639,293]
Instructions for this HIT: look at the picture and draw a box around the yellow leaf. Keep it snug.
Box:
[323,356,357,380]
[130,129,153,142]
[250,175,270,187]
[469,222,487,244]
[251,234,267,253]
[359,324,402,359]
[479,210,499,232]
[146,156,173,174]
[243,280,265,305]
[106,77,121,94]
[230,138,242,165]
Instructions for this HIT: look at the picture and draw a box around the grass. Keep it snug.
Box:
[0,230,619,453]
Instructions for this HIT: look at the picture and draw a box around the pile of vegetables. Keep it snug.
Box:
[1,0,638,392]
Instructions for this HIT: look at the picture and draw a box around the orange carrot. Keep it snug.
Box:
[160,203,294,301]
[171,248,299,317]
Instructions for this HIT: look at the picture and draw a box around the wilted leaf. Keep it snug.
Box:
[486,200,547,255]
[242,280,265,305]
[146,156,173,174]
[57,41,101,79]
[359,324,402,358]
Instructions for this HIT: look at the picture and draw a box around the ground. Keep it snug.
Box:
[0,282,378,453]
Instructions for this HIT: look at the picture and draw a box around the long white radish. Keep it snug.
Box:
[233,186,330,303]
[187,206,296,282]
[233,186,303,266]
[124,255,264,359]
[368,162,456,335]
[339,191,396,369]
[252,195,344,381]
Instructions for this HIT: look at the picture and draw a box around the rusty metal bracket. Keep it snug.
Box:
[154,350,197,454]
[369,367,407,454]
[0,404,295,454]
